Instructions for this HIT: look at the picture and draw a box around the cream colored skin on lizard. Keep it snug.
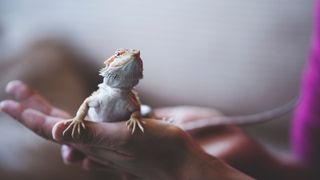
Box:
[63,48,144,138]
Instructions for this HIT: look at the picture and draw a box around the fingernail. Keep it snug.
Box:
[52,121,67,141]
[62,145,70,157]
[5,80,20,94]
[61,145,71,164]
[6,80,31,100]
[0,101,4,111]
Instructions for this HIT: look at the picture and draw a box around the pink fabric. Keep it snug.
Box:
[292,0,320,166]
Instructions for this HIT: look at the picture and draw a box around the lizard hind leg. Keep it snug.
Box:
[63,118,86,138]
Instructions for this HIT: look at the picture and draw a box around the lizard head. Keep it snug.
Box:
[100,48,143,89]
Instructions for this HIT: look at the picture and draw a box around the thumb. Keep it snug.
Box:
[52,120,131,145]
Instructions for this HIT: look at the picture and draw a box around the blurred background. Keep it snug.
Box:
[0,0,314,179]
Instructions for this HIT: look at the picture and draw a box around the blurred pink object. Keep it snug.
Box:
[292,0,320,167]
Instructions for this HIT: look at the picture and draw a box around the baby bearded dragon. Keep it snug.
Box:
[63,48,144,138]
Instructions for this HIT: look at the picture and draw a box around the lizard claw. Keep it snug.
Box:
[63,118,86,138]
[126,118,144,134]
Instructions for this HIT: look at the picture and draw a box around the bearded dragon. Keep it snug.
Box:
[63,48,298,137]
[63,48,144,138]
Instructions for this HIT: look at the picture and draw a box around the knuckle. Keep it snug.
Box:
[163,125,190,147]
[166,125,185,138]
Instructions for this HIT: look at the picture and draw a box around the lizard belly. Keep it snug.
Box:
[87,93,133,123]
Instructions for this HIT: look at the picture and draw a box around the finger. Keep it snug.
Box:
[52,120,131,145]
[5,80,70,118]
[0,100,25,120]
[54,120,139,165]
[0,100,62,140]
[155,106,222,122]
[50,108,72,119]
[53,120,140,161]
[61,145,86,164]
[22,109,63,140]
[6,80,51,114]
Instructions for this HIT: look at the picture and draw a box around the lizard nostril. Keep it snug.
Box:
[131,49,140,57]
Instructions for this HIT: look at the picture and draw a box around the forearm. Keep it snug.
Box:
[249,151,319,179]
[181,145,253,180]
[211,132,319,179]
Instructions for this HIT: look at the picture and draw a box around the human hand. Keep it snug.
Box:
[0,81,252,180]
[154,106,265,178]
[0,80,105,169]
[52,112,251,180]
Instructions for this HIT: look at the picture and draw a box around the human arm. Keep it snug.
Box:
[154,106,320,179]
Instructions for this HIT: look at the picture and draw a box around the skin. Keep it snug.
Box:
[0,80,252,180]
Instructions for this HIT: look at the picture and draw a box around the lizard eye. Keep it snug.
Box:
[115,49,126,57]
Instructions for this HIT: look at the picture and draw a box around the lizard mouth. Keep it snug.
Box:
[106,56,131,68]
[104,55,116,66]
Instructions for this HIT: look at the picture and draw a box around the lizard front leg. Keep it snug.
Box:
[126,111,144,134]
[63,96,93,138]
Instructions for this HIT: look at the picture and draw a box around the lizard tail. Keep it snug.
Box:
[181,97,299,132]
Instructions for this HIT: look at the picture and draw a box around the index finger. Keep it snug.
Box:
[6,80,71,118]
[0,100,62,141]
